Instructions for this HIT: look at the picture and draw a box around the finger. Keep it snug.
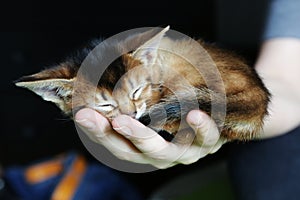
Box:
[175,138,224,165]
[176,110,222,164]
[112,115,170,153]
[175,144,206,165]
[186,110,221,148]
[75,109,147,163]
[75,108,114,144]
[112,115,184,162]
[75,108,111,138]
[209,137,227,154]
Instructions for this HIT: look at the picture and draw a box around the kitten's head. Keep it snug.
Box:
[15,26,169,120]
[112,26,169,119]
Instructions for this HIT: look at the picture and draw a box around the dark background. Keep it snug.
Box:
[0,0,269,198]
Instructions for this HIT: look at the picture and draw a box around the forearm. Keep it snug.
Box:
[256,38,300,90]
[253,0,300,138]
[255,38,300,138]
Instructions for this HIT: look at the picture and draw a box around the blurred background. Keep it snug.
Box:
[0,0,269,199]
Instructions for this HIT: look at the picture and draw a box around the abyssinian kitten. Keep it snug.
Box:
[15,26,270,143]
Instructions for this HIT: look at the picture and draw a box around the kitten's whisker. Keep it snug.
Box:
[55,117,73,123]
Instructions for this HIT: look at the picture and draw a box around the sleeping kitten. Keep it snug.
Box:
[111,26,270,141]
[15,26,270,142]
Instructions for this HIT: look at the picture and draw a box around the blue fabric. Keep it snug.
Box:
[263,0,300,39]
[4,154,72,200]
[4,152,141,200]
[4,166,60,200]
[228,126,300,200]
[73,164,141,200]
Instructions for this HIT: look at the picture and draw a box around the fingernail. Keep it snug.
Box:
[76,118,96,130]
[113,126,132,136]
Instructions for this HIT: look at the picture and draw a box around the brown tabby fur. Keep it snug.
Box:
[15,26,270,143]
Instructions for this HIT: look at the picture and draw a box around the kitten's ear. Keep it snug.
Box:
[15,78,73,103]
[132,26,169,65]
[15,69,74,113]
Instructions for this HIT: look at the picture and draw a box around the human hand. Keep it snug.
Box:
[75,108,226,169]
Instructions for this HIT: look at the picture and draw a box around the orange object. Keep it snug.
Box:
[25,158,63,184]
[51,155,87,200]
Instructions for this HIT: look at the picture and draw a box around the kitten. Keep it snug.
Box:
[15,26,270,142]
[110,26,270,141]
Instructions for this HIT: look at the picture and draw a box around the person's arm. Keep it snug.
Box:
[255,38,300,138]
[75,0,300,169]
[75,37,300,169]
[255,0,300,138]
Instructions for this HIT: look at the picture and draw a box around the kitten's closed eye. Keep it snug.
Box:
[130,84,149,100]
[93,100,120,121]
[96,103,117,112]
